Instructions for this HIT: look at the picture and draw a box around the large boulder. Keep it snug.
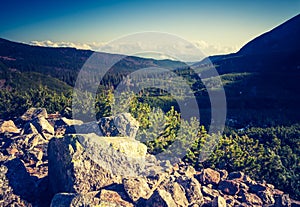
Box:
[0,120,20,134]
[48,133,148,195]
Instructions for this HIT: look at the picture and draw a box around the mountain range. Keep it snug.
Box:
[0,14,300,125]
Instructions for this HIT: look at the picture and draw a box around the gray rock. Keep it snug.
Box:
[48,134,123,194]
[202,185,220,198]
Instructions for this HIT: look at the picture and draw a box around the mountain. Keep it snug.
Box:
[194,14,300,74]
[192,14,300,126]
[0,38,186,87]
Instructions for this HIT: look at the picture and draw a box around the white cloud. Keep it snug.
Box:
[29,39,239,61]
[193,40,239,56]
[29,40,106,51]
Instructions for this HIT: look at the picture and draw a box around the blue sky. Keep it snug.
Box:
[1,0,299,56]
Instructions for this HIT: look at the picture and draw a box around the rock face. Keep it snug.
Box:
[1,108,300,207]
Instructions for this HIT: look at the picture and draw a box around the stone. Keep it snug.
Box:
[50,191,102,207]
[212,196,227,207]
[177,175,204,206]
[48,134,149,194]
[218,169,228,181]
[31,117,54,138]
[257,190,275,205]
[144,189,177,207]
[218,180,240,195]
[197,168,220,186]
[202,185,220,198]
[228,171,244,181]
[98,113,139,138]
[164,181,189,207]
[48,134,122,194]
[100,189,134,207]
[20,107,48,122]
[249,183,267,193]
[274,194,291,207]
[123,177,151,202]
[0,120,19,134]
[1,158,37,203]
[240,192,263,206]
[55,117,84,127]
[22,122,39,135]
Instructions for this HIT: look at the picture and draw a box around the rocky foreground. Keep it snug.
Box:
[0,108,299,207]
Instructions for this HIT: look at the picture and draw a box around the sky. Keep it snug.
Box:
[1,0,299,59]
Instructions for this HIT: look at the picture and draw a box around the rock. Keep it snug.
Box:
[218,169,228,181]
[249,183,267,193]
[55,117,84,127]
[228,171,244,181]
[22,122,39,134]
[0,164,34,207]
[48,134,123,195]
[77,133,147,175]
[20,107,48,122]
[0,120,20,134]
[177,175,204,206]
[31,117,54,139]
[218,180,240,195]
[50,191,102,207]
[202,185,220,198]
[212,196,227,207]
[257,190,275,205]
[240,192,263,206]
[197,168,220,186]
[274,194,292,207]
[111,113,139,138]
[100,189,134,207]
[144,189,177,207]
[163,181,189,207]
[48,133,148,195]
[1,158,37,204]
[123,177,151,202]
[66,113,139,139]
[61,107,72,119]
